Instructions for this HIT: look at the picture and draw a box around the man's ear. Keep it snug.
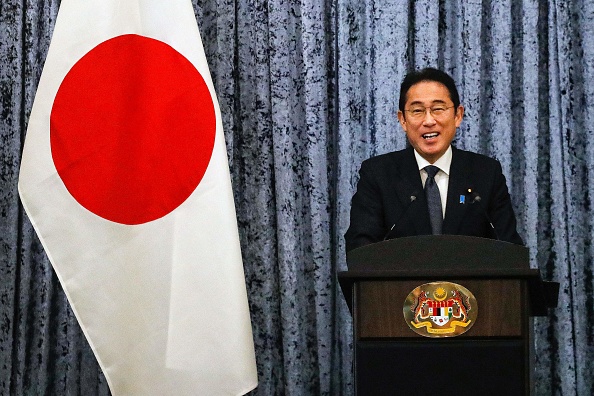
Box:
[454,105,464,127]
[397,110,407,132]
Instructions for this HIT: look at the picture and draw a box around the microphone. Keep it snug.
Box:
[383,192,418,241]
[469,190,500,240]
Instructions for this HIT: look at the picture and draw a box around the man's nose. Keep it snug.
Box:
[422,110,437,125]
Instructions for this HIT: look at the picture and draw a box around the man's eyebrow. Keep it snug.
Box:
[408,99,448,106]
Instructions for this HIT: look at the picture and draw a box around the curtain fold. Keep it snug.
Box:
[1,0,593,394]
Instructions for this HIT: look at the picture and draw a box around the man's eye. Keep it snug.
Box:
[432,107,446,113]
[411,109,424,115]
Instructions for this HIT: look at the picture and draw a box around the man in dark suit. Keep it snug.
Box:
[345,68,523,252]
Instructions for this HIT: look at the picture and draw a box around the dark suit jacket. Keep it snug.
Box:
[345,146,523,252]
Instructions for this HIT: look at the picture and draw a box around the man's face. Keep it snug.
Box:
[397,81,464,163]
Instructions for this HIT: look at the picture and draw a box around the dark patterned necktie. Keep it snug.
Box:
[424,165,443,235]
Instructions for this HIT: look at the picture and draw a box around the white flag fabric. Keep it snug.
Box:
[18,1,257,395]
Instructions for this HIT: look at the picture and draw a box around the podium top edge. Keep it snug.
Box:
[337,268,541,280]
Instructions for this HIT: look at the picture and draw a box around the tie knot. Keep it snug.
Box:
[425,165,440,178]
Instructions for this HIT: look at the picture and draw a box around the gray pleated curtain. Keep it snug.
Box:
[1,0,593,395]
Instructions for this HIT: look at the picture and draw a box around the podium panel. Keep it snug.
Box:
[357,340,525,395]
[357,279,525,338]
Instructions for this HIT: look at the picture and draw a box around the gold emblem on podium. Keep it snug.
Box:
[403,282,478,338]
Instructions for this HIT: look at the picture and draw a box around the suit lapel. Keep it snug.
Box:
[394,148,432,235]
[443,148,471,234]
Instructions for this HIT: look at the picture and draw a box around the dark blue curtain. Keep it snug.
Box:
[1,0,592,394]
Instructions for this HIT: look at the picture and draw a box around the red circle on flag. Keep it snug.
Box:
[51,34,216,225]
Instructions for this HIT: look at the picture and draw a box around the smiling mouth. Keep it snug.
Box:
[422,132,439,139]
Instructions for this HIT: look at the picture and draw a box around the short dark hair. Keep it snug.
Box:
[398,68,460,113]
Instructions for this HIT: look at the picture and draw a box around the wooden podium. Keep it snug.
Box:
[338,236,558,396]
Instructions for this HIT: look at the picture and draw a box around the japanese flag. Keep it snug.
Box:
[18,0,257,395]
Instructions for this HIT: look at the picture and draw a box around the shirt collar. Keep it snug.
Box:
[414,146,452,176]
